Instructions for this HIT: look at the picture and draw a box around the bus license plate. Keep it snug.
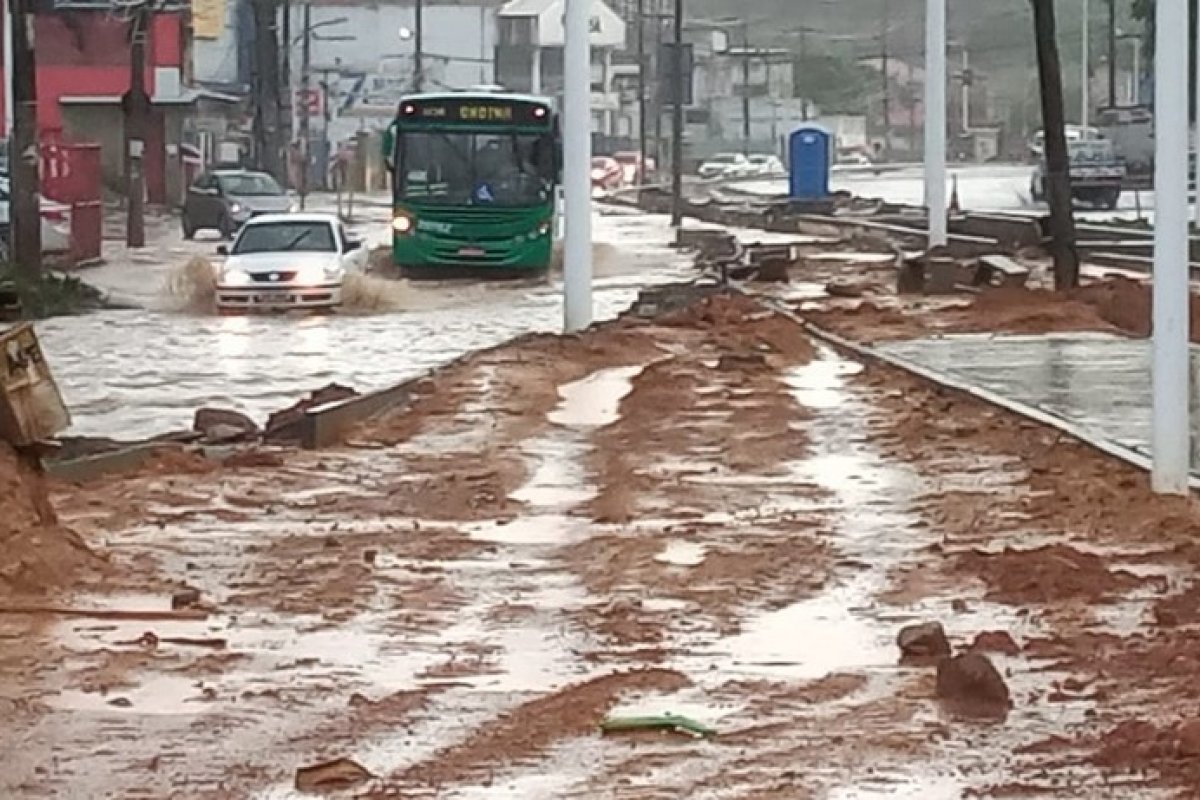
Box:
[458,246,485,256]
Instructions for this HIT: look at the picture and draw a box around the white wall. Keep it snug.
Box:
[193,0,240,86]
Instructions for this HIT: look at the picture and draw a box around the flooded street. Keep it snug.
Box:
[48,203,689,438]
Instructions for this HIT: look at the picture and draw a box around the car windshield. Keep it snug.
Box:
[748,156,770,164]
[218,173,283,196]
[709,155,740,164]
[398,131,555,207]
[613,153,637,164]
[592,158,612,168]
[233,221,336,254]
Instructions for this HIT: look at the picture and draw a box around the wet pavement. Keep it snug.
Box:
[50,202,689,438]
[737,162,1162,223]
[876,332,1200,473]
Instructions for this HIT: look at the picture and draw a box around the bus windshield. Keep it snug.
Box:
[399,131,555,207]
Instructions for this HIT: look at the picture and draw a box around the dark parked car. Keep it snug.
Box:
[182,170,295,239]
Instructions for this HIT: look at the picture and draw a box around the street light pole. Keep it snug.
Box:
[1080,0,1089,127]
[741,20,751,155]
[562,0,592,332]
[637,0,647,183]
[669,0,683,227]
[1106,0,1115,107]
[1152,0,1190,494]
[414,0,424,91]
[923,0,946,247]
[880,0,890,161]
[10,0,40,275]
[298,1,311,209]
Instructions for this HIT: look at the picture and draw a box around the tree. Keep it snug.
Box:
[1031,0,1080,289]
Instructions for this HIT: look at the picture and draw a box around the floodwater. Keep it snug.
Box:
[45,204,689,439]
[877,332,1200,473]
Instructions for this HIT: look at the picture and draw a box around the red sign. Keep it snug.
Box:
[295,88,324,117]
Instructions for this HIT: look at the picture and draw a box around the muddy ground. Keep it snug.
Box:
[3,287,1200,797]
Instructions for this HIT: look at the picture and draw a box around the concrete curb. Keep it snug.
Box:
[762,299,1200,493]
[47,442,181,482]
[299,382,416,450]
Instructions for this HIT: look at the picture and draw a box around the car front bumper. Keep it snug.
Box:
[215,281,343,312]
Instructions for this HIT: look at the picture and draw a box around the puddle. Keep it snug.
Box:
[723,582,896,679]
[50,675,219,715]
[548,365,644,427]
[654,541,708,567]
[786,357,864,409]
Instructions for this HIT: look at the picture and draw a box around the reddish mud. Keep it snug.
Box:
[12,279,1200,798]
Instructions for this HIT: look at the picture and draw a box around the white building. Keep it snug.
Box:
[495,0,627,136]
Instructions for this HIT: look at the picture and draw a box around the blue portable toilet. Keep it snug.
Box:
[789,125,833,200]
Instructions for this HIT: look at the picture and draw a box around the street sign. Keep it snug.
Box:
[295,88,324,117]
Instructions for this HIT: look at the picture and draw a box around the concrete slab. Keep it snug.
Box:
[876,333,1200,472]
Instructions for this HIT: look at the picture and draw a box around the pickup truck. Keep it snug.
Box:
[1030,139,1125,210]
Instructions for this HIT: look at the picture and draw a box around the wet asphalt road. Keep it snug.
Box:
[48,201,690,439]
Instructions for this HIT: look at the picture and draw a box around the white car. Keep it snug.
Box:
[0,174,72,254]
[745,154,785,177]
[214,213,368,313]
[698,153,751,180]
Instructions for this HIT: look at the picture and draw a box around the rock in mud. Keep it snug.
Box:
[294,757,374,793]
[897,621,952,661]
[1175,719,1200,757]
[200,423,251,445]
[970,630,1021,656]
[935,652,1012,712]
[193,408,259,437]
[171,587,202,610]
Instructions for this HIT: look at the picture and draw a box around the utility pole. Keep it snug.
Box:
[563,0,592,332]
[1152,0,1191,494]
[1106,0,1115,107]
[124,1,152,249]
[669,0,683,227]
[654,0,664,170]
[414,0,424,91]
[1030,0,1079,289]
[252,0,284,179]
[741,20,751,155]
[10,0,40,276]
[637,0,647,183]
[281,0,292,159]
[880,0,890,161]
[924,0,945,247]
[298,1,311,209]
[1080,0,1089,127]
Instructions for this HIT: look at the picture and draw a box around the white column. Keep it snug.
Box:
[1081,0,1089,127]
[1153,0,1191,494]
[562,0,593,332]
[3,0,12,137]
[531,47,543,96]
[924,0,947,247]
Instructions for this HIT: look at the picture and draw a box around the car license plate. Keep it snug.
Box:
[458,246,485,257]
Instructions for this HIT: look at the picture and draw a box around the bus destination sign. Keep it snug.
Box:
[404,98,550,126]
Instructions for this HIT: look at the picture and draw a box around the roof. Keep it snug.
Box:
[244,212,340,226]
[498,0,555,17]
[402,90,555,108]
[58,88,241,107]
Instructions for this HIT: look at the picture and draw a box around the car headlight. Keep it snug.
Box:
[229,202,244,215]
[392,213,414,234]
[296,264,338,285]
[221,268,251,286]
[591,169,605,180]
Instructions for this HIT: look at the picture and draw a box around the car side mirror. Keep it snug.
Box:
[344,239,362,252]
[216,245,229,256]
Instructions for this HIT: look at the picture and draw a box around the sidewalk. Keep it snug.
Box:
[2,288,1197,797]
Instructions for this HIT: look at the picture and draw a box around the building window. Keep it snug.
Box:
[499,17,536,46]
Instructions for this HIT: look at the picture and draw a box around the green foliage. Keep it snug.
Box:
[0,265,106,319]
[795,54,876,115]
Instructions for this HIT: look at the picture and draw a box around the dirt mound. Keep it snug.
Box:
[965,288,1119,335]
[0,443,99,595]
[1075,276,1200,342]
[957,543,1149,605]
[661,294,816,363]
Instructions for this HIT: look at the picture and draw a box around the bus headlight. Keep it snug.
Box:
[537,221,551,237]
[392,213,414,235]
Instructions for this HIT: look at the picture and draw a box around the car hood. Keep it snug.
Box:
[224,251,342,276]
[229,194,293,213]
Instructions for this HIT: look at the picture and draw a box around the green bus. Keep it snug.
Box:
[385,91,560,278]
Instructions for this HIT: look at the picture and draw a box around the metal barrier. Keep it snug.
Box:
[40,141,103,266]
